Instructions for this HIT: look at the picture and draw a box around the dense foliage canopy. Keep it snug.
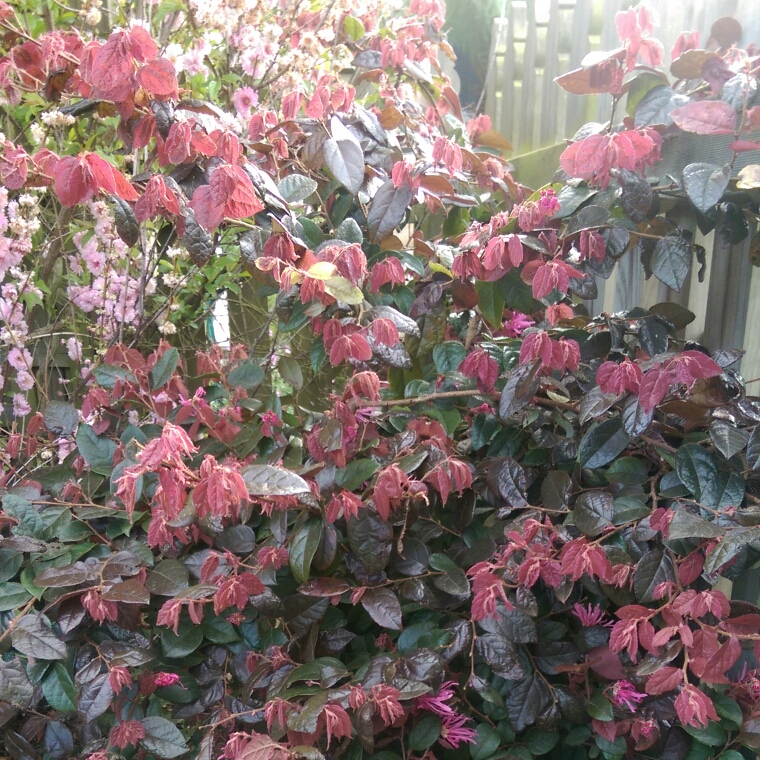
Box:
[1,3,760,760]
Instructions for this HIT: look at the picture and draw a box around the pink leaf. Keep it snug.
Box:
[670,100,737,135]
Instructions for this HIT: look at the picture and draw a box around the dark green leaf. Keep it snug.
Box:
[682,163,730,213]
[76,424,116,473]
[709,421,749,460]
[147,559,189,596]
[470,724,501,760]
[475,280,505,329]
[606,457,649,485]
[634,550,676,603]
[540,470,572,511]
[242,464,310,496]
[712,693,743,728]
[361,587,402,630]
[684,721,727,747]
[150,347,179,390]
[289,519,322,584]
[0,583,32,611]
[574,491,614,537]
[161,620,203,658]
[506,675,551,732]
[11,613,67,660]
[368,179,413,241]
[335,218,362,244]
[348,508,392,576]
[112,195,139,246]
[41,663,77,713]
[336,458,379,492]
[93,364,136,388]
[140,716,190,759]
[227,361,265,390]
[651,235,692,292]
[579,419,630,469]
[278,174,318,203]
[499,360,542,420]
[409,715,441,751]
[675,444,720,506]
[278,356,303,390]
[498,268,534,313]
[525,727,559,755]
[587,693,613,721]
[43,401,79,436]
[324,117,364,195]
[433,342,466,374]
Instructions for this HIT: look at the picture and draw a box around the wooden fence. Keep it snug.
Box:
[484,0,760,153]
[483,0,760,399]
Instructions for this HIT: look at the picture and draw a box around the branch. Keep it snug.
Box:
[360,388,490,408]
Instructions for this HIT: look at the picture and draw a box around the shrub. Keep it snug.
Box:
[0,3,760,760]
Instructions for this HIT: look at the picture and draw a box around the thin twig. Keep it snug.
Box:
[360,388,489,408]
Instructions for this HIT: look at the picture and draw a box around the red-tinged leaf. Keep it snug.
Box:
[85,153,138,202]
[0,144,29,190]
[587,645,626,680]
[679,551,704,585]
[298,578,351,597]
[109,166,138,202]
[473,129,513,153]
[53,155,96,206]
[84,153,115,193]
[668,350,722,385]
[638,368,672,413]
[442,85,462,121]
[670,100,737,135]
[698,636,741,683]
[237,733,290,760]
[645,666,683,695]
[674,685,718,729]
[728,140,760,153]
[136,58,178,100]
[90,29,135,100]
[560,134,605,178]
[190,185,223,231]
[128,26,159,62]
[555,49,626,94]
[615,604,652,620]
[721,614,760,635]
[219,165,263,220]
[101,579,150,604]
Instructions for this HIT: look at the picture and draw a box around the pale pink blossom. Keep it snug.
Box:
[7,346,32,372]
[12,393,30,417]
[15,370,34,391]
[232,87,258,119]
[66,337,83,362]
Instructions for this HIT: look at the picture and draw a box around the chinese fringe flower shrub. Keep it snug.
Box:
[3,3,760,760]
